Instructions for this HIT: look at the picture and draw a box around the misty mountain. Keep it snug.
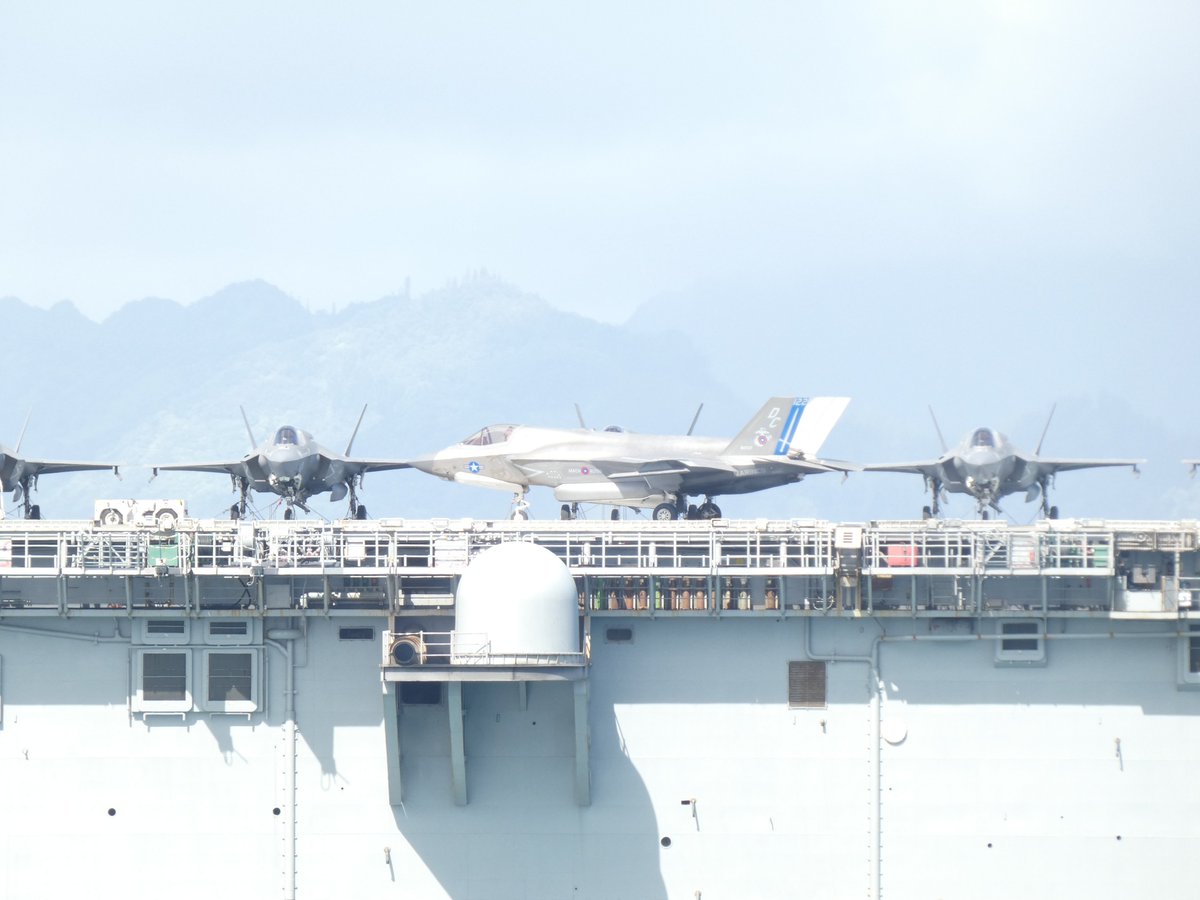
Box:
[2,270,1193,523]
[1,276,749,521]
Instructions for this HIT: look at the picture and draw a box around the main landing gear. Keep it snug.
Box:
[651,497,722,521]
[230,476,250,521]
[922,477,944,520]
[14,477,41,519]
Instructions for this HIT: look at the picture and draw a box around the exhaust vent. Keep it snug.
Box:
[389,634,426,667]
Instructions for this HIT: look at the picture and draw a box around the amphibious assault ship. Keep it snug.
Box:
[1,513,1198,899]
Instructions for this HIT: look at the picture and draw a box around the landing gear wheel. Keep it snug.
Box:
[697,502,721,519]
[1048,506,1059,520]
[355,505,368,520]
[560,504,573,521]
[230,503,241,521]
[284,507,295,521]
[652,503,677,521]
[511,508,529,521]
[922,506,933,520]
[28,505,41,520]
[610,509,620,521]
[981,510,990,521]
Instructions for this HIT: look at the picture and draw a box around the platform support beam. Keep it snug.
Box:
[573,679,590,806]
[382,682,403,805]
[449,681,467,806]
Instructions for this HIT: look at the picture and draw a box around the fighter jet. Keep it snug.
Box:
[865,408,1143,519]
[408,396,853,520]
[0,418,119,518]
[154,406,409,519]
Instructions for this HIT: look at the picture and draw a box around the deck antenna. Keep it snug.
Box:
[1035,404,1057,455]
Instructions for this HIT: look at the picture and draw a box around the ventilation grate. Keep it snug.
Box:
[788,660,827,709]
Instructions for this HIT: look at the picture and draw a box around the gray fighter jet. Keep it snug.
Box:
[154,407,409,519]
[865,408,1143,519]
[408,396,853,520]
[0,419,119,518]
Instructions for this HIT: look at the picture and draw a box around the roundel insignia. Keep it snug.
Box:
[467,461,481,474]
[754,429,770,447]
[580,466,591,475]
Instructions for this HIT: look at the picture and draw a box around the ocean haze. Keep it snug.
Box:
[0,276,1192,524]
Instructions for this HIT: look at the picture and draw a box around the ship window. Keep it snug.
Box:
[605,627,633,643]
[205,619,254,646]
[147,620,185,635]
[139,618,190,645]
[788,661,827,708]
[208,653,252,703]
[995,620,1046,666]
[133,649,193,713]
[400,682,441,705]
[1001,621,1040,652]
[202,650,259,713]
[1177,624,1200,690]
[143,653,187,700]
[339,626,375,641]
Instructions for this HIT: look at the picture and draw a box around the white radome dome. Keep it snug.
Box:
[455,541,579,657]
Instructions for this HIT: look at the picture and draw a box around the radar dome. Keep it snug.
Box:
[455,541,579,658]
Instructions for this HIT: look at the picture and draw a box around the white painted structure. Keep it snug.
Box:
[0,517,1198,898]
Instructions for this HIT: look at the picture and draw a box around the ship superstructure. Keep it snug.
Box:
[1,515,1198,898]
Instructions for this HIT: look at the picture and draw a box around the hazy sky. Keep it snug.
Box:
[1,2,1196,322]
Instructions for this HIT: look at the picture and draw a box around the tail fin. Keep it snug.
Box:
[723,397,850,457]
[240,406,259,449]
[345,404,368,456]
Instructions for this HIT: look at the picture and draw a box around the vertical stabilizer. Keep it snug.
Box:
[723,397,795,454]
[723,397,850,457]
[782,396,850,457]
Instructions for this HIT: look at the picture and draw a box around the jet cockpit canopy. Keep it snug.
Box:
[462,425,515,447]
[970,428,997,448]
[274,426,300,446]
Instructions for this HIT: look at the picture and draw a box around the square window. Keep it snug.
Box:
[202,650,259,713]
[995,621,1046,666]
[208,653,252,703]
[134,650,192,713]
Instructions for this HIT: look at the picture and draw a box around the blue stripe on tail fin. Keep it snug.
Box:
[773,399,808,456]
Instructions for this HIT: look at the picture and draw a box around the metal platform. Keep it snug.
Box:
[0,516,1196,619]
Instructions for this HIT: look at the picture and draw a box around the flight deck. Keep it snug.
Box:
[0,515,1195,619]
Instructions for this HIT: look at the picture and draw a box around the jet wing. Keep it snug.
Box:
[154,459,258,478]
[1029,457,1144,475]
[862,460,945,478]
[773,455,861,474]
[342,459,412,474]
[14,459,119,477]
[589,458,729,492]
